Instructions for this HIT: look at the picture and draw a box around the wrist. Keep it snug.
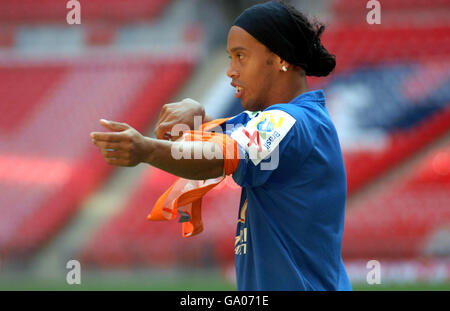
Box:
[142,137,157,165]
[142,136,174,168]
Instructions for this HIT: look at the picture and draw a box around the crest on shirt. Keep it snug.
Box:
[231,109,296,166]
[238,200,248,224]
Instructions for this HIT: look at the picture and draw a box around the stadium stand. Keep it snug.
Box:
[343,146,450,259]
[344,105,450,195]
[0,26,15,47]
[333,0,450,13]
[0,56,195,260]
[0,0,172,23]
[333,0,450,25]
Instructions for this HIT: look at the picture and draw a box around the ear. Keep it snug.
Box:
[275,55,289,72]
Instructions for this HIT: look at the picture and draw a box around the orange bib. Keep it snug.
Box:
[147,118,240,237]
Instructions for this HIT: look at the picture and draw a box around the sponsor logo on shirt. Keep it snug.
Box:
[231,110,296,166]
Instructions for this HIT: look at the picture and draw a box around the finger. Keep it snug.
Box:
[157,104,167,121]
[100,149,129,159]
[154,122,172,139]
[100,119,130,132]
[158,103,174,121]
[154,107,168,131]
[90,132,126,142]
[154,108,171,132]
[92,140,125,150]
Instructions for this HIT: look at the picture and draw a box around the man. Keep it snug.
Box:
[91,0,352,290]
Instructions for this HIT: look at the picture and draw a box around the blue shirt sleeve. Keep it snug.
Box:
[232,128,295,187]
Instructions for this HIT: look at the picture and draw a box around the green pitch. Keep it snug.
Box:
[0,274,449,291]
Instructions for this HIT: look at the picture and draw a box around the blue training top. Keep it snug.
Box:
[222,90,352,291]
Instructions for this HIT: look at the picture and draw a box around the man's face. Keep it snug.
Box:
[227,26,277,111]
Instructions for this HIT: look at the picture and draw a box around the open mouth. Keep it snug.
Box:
[234,85,244,99]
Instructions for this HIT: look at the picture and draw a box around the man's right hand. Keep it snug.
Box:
[154,98,210,140]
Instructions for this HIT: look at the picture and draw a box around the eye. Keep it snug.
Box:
[238,54,244,60]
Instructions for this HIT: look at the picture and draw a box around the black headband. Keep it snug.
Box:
[232,0,313,72]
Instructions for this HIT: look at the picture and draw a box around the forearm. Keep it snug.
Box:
[143,137,224,180]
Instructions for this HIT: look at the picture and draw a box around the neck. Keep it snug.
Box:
[261,74,309,110]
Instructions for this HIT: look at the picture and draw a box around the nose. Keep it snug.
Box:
[227,64,239,79]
